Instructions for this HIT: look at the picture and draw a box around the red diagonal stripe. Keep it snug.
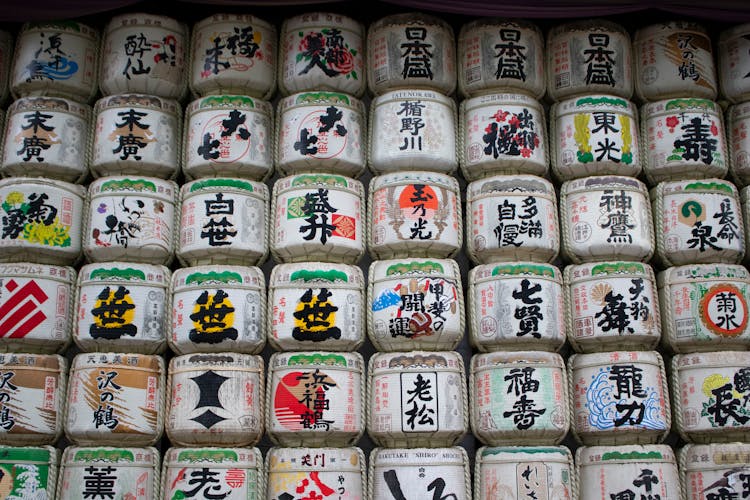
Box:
[0,281,48,320]
[9,310,47,338]
[0,299,38,337]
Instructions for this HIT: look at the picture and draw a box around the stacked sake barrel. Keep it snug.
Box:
[261,12,369,500]
[543,20,681,499]
[0,20,94,495]
[362,14,473,500]
[639,21,750,500]
[455,19,576,499]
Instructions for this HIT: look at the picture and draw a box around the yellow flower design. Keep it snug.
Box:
[4,191,24,205]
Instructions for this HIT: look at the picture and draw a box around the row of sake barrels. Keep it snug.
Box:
[5,92,750,187]
[2,173,750,267]
[5,443,750,499]
[0,349,748,448]
[5,443,749,499]
[5,258,750,355]
[3,14,750,105]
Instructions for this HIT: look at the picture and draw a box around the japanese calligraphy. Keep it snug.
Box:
[512,278,543,338]
[197,109,252,161]
[93,197,144,249]
[122,32,177,80]
[201,193,237,247]
[703,471,750,500]
[610,468,662,500]
[297,28,358,79]
[503,367,545,430]
[677,34,700,81]
[385,277,456,339]
[493,196,543,247]
[202,25,260,77]
[17,110,59,163]
[598,190,635,244]
[299,188,338,244]
[673,116,719,165]
[702,368,750,428]
[23,31,80,82]
[401,26,433,80]
[89,285,137,340]
[401,372,438,432]
[294,106,347,157]
[0,372,17,431]
[494,28,526,81]
[583,33,616,86]
[83,465,118,499]
[713,198,741,245]
[398,100,426,151]
[609,364,646,427]
[189,289,239,344]
[2,191,58,240]
[94,370,121,430]
[110,109,153,161]
[383,469,458,500]
[482,108,540,159]
[292,288,341,342]
[179,468,231,499]
[297,368,336,430]
[275,470,337,500]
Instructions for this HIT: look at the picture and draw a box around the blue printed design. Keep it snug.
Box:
[372,288,401,311]
[25,57,79,82]
[585,366,665,431]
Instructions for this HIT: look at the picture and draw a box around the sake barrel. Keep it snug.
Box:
[170,265,266,355]
[369,89,458,174]
[569,351,671,445]
[276,91,366,178]
[267,447,365,500]
[1,96,90,183]
[550,94,640,181]
[368,258,464,352]
[729,102,750,188]
[162,447,264,500]
[178,178,269,266]
[367,350,468,447]
[547,19,633,101]
[99,13,188,99]
[271,173,365,264]
[0,354,66,446]
[367,13,456,96]
[279,13,365,97]
[183,95,274,181]
[560,176,654,263]
[719,23,750,103]
[457,19,545,99]
[672,352,750,443]
[0,262,75,353]
[470,351,569,445]
[267,351,364,447]
[577,445,681,500]
[659,264,750,352]
[83,176,178,265]
[680,443,750,500]
[269,262,364,352]
[468,262,565,353]
[58,446,159,500]
[74,262,169,354]
[368,171,462,259]
[653,179,744,266]
[466,175,558,264]
[90,93,181,179]
[369,447,471,500]
[166,353,264,446]
[642,98,728,184]
[190,14,276,99]
[460,93,548,180]
[0,446,58,498]
[64,353,165,446]
[564,262,661,353]
[474,446,576,500]
[0,177,85,266]
[634,21,718,101]
[10,21,98,102]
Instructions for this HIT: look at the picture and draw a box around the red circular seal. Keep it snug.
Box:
[699,283,748,337]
